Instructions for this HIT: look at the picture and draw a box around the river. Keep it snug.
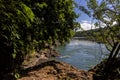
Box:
[55,38,109,70]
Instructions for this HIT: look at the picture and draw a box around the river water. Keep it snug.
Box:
[55,38,109,70]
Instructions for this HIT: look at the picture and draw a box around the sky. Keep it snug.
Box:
[74,0,95,30]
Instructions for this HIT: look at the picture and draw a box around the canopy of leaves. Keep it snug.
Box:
[0,0,78,79]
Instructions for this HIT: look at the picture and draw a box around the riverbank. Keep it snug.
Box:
[22,48,60,69]
[19,58,120,80]
[18,48,93,80]
[18,39,107,80]
[19,60,93,80]
[18,47,120,80]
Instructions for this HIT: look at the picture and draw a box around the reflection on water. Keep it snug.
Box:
[56,38,109,70]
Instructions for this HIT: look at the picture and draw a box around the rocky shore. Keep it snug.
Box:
[18,48,120,80]
[19,60,93,80]
[19,49,93,80]
[22,48,60,69]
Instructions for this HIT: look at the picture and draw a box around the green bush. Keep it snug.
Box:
[0,0,78,79]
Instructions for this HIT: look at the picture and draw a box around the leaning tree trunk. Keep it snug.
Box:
[104,42,120,73]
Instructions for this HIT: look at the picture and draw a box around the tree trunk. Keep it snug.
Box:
[104,42,120,73]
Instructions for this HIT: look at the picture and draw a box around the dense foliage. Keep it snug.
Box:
[0,0,78,79]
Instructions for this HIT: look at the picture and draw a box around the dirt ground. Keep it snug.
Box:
[19,60,93,80]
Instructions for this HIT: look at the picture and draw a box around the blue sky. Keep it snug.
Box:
[74,0,91,22]
[74,0,94,30]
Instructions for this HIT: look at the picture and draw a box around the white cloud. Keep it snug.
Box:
[80,20,95,30]
[77,20,117,31]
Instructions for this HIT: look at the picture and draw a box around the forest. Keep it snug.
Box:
[0,0,120,80]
